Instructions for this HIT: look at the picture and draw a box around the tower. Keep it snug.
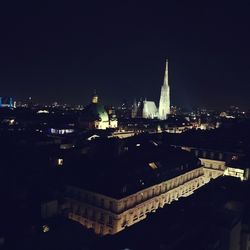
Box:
[158,60,170,120]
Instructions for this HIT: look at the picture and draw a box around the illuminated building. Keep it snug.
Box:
[50,128,75,135]
[142,101,158,119]
[131,60,170,120]
[158,60,170,120]
[79,92,118,130]
[0,97,13,108]
[62,143,222,235]
[179,146,250,181]
[62,142,250,236]
[131,99,158,119]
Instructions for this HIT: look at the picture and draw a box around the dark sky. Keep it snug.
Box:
[0,1,250,109]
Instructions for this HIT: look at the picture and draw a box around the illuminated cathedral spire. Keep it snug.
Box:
[158,59,170,120]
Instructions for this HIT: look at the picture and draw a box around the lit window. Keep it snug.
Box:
[42,225,50,233]
[148,162,158,170]
[57,158,63,166]
[232,155,238,160]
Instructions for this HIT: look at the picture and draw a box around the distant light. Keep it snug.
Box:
[57,159,63,166]
[139,179,145,185]
[136,144,140,147]
[37,110,49,114]
[50,128,74,134]
[9,119,15,125]
[149,162,158,170]
[87,135,100,141]
[151,140,158,146]
[42,225,49,233]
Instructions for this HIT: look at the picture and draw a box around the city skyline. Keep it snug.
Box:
[2,2,250,249]
[1,2,250,109]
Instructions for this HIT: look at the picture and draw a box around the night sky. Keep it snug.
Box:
[1,1,250,109]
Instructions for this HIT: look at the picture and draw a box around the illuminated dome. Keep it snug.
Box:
[82,103,109,123]
[80,92,110,130]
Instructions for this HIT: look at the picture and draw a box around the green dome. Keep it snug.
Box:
[81,103,109,122]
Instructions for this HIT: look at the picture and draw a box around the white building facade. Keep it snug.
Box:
[63,165,220,235]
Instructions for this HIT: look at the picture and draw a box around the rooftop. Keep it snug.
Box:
[64,138,201,199]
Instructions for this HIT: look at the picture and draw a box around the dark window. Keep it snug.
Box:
[99,213,105,224]
[100,198,104,207]
[109,201,114,211]
[92,196,96,204]
[108,216,113,226]
[91,211,95,220]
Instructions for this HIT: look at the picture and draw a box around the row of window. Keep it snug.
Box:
[67,169,203,214]
[66,189,115,211]
[203,162,224,170]
[194,150,224,160]
[70,204,114,226]
[123,181,201,225]
[120,171,203,212]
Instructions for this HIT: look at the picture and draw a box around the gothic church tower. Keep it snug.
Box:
[158,60,170,120]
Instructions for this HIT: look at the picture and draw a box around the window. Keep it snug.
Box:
[85,194,89,202]
[122,185,127,193]
[76,206,80,215]
[100,198,104,207]
[107,216,113,226]
[92,196,96,205]
[109,201,114,211]
[90,210,95,221]
[57,158,63,166]
[124,200,128,210]
[149,162,158,170]
[99,213,105,224]
[133,215,138,221]
[83,207,87,217]
[210,152,214,159]
[219,153,223,160]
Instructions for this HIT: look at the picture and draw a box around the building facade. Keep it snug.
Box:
[61,144,250,236]
[63,166,207,235]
